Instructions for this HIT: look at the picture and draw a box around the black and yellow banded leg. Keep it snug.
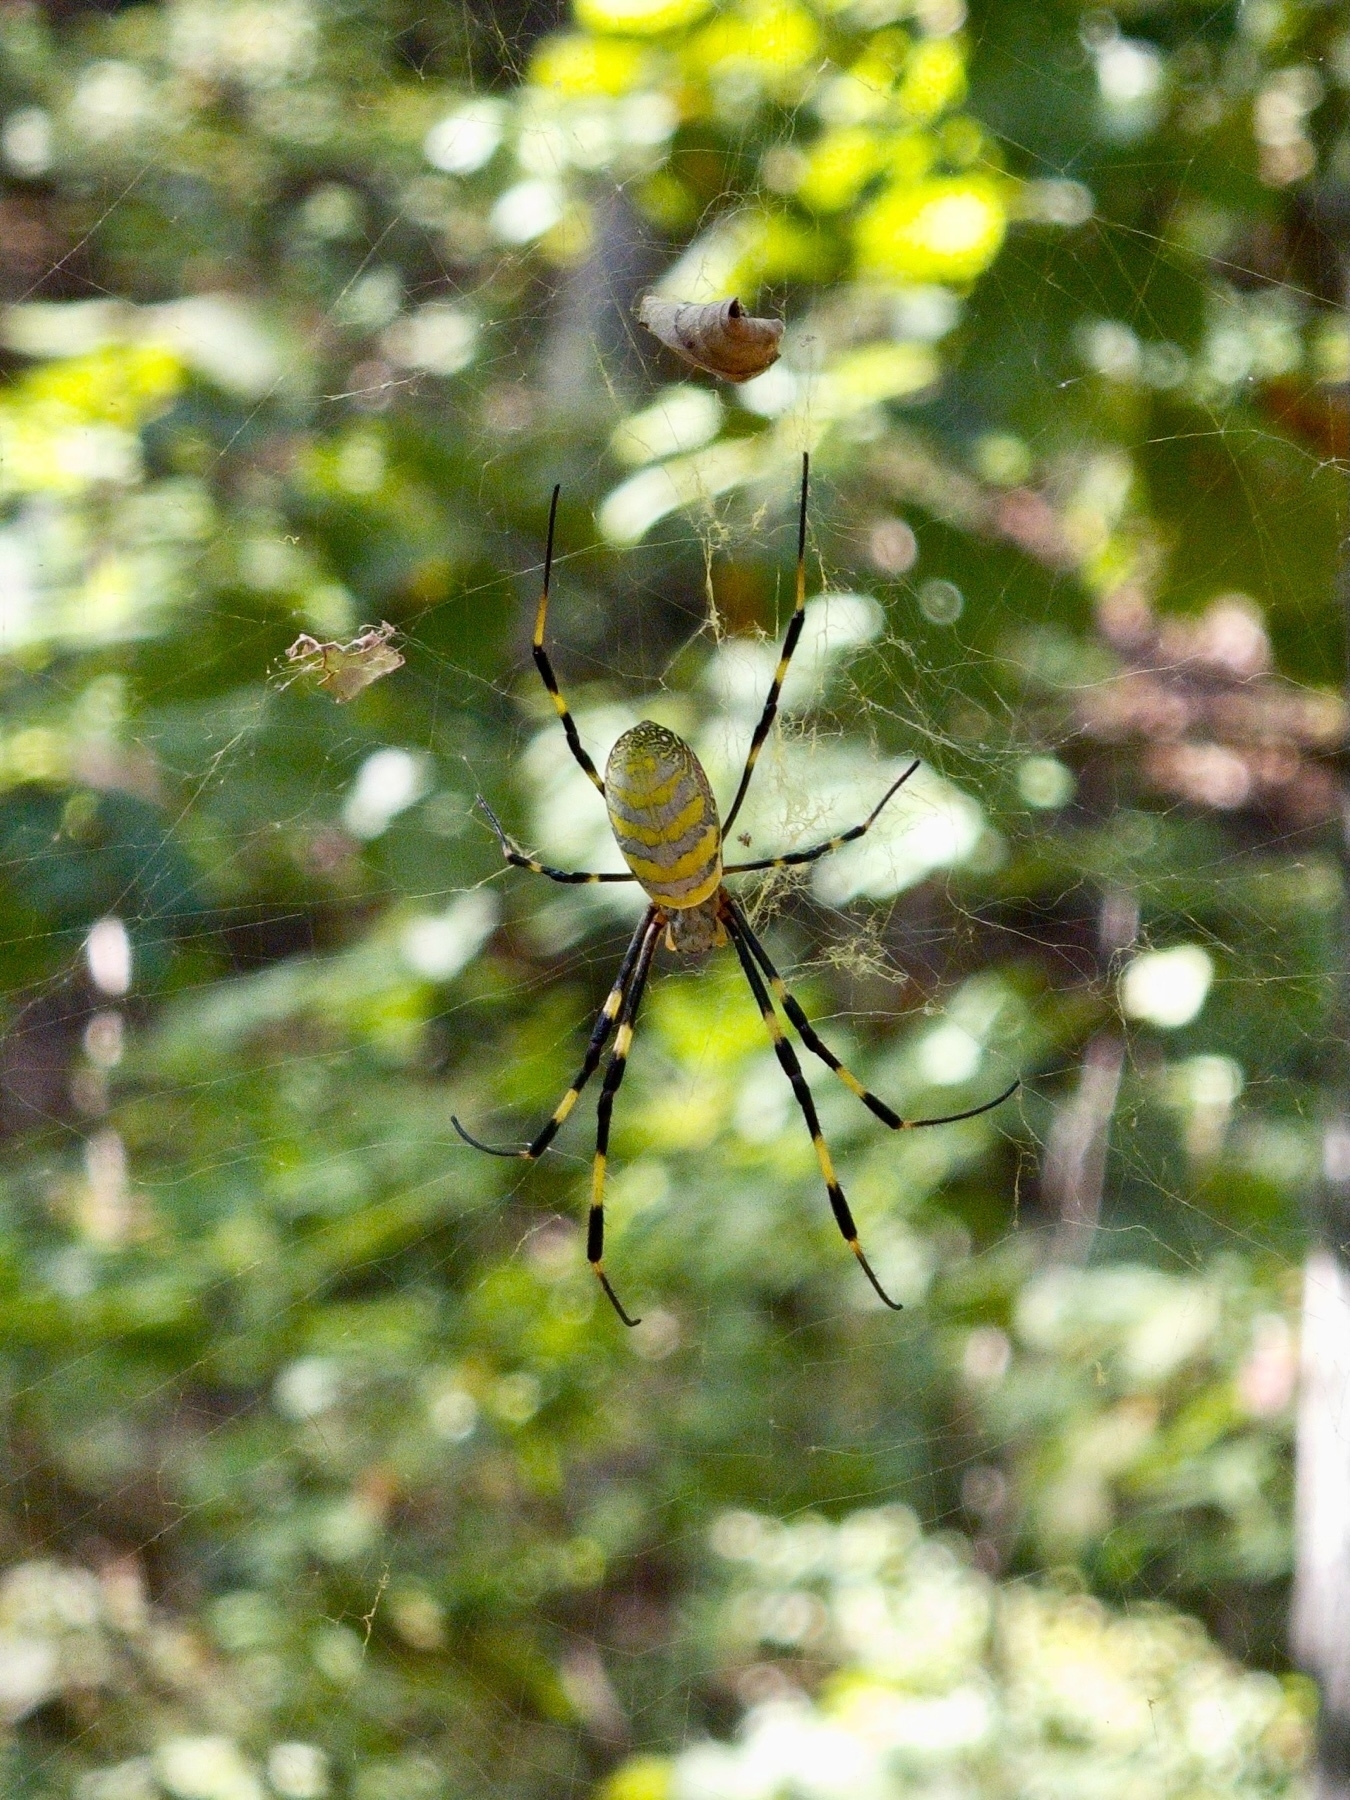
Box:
[722,452,811,835]
[727,900,1020,1130]
[452,906,656,1160]
[725,910,902,1311]
[723,760,921,876]
[534,485,606,797]
[476,797,636,886]
[590,914,662,1326]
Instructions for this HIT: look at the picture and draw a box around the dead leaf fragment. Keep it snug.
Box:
[636,296,783,383]
[284,621,405,703]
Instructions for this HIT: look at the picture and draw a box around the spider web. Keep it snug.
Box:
[0,1,1341,1797]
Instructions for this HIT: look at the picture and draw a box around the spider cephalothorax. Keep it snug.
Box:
[454,456,1018,1326]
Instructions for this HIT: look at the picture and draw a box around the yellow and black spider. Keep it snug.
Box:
[454,455,1017,1325]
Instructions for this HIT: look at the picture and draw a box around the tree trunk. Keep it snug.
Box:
[1044,890,1136,1261]
[1293,1238,1350,1796]
[1291,237,1350,1792]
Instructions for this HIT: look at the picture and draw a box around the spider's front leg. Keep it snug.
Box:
[722,452,811,834]
[532,484,606,795]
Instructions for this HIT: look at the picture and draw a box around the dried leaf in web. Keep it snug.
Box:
[636,296,783,383]
[283,621,405,703]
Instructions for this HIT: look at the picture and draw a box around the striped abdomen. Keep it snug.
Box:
[605,721,722,908]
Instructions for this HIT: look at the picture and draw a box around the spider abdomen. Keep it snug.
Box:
[605,721,722,909]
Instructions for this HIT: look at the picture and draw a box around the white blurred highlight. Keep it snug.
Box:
[1120,944,1214,1029]
[86,916,131,996]
[342,748,430,839]
[423,98,505,174]
[400,891,499,981]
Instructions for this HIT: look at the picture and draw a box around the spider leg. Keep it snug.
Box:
[727,900,1020,1128]
[589,913,662,1327]
[476,796,636,885]
[725,907,902,1311]
[722,453,810,835]
[533,485,606,796]
[452,906,656,1159]
[723,760,921,875]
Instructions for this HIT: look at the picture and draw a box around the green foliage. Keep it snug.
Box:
[603,1506,1313,1800]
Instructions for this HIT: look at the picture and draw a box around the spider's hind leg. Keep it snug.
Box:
[727,900,1020,1131]
[451,906,656,1160]
[724,906,902,1310]
[589,913,663,1326]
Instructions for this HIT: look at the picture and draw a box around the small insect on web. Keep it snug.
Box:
[454,454,1018,1326]
[282,621,405,703]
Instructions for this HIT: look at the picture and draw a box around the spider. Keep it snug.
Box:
[454,455,1017,1325]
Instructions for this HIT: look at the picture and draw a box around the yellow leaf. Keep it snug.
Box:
[575,0,713,36]
[855,175,1007,284]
